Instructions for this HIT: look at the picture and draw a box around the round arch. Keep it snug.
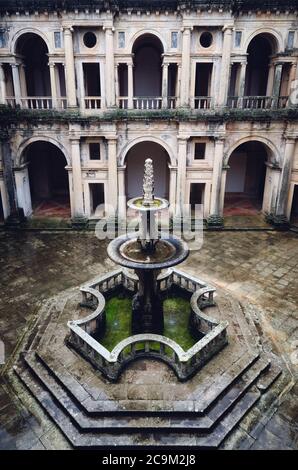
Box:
[120,136,176,167]
[125,140,171,200]
[129,30,166,54]
[11,28,50,55]
[17,137,70,167]
[244,29,282,54]
[224,136,281,167]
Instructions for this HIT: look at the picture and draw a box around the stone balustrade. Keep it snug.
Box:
[67,267,228,381]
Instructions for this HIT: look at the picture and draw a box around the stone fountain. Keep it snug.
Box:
[67,158,228,381]
[107,158,189,335]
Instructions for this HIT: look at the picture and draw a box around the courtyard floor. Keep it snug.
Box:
[0,229,297,449]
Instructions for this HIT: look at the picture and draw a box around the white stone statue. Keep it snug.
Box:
[143,158,154,205]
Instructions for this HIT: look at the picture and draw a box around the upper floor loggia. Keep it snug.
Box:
[0,26,296,113]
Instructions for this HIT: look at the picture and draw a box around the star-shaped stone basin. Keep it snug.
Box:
[67,268,228,382]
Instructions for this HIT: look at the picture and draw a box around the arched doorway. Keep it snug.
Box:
[132,34,163,108]
[224,141,268,217]
[290,185,298,226]
[15,33,51,99]
[25,142,70,217]
[245,34,276,97]
[125,141,170,201]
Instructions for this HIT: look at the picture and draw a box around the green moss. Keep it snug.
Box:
[99,295,197,352]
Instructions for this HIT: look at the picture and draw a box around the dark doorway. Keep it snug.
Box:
[133,34,163,98]
[190,183,205,213]
[26,142,70,218]
[194,63,213,108]
[90,183,105,215]
[224,141,267,216]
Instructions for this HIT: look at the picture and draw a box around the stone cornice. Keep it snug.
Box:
[0,1,297,15]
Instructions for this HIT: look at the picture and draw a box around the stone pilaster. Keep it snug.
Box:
[180,27,192,107]
[1,138,24,224]
[49,62,57,108]
[11,64,21,105]
[275,138,296,222]
[107,137,118,215]
[63,27,77,108]
[104,27,116,107]
[70,138,85,222]
[208,137,225,227]
[0,63,6,105]
[175,137,188,216]
[127,62,134,109]
[218,26,233,106]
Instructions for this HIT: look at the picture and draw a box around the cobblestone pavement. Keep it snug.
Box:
[0,230,297,449]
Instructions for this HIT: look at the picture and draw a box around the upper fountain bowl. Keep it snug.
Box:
[127,197,169,212]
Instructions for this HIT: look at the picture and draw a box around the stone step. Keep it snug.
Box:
[256,363,282,392]
[23,352,212,431]
[193,351,260,413]
[14,364,261,449]
[36,350,262,415]
[23,351,269,434]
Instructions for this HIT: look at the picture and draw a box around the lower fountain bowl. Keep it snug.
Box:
[107,233,189,270]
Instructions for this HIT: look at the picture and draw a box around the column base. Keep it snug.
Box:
[265,213,290,230]
[207,215,224,228]
[71,217,88,229]
[5,209,26,228]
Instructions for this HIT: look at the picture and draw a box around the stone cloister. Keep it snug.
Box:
[0,0,297,226]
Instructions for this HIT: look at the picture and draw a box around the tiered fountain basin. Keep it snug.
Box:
[67,268,228,382]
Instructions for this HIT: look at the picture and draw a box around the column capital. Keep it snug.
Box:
[222,25,234,33]
[181,26,193,33]
[284,137,296,144]
[70,137,80,144]
[63,25,74,33]
[103,26,115,33]
[48,62,56,68]
[177,136,189,143]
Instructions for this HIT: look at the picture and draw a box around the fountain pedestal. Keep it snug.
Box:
[132,268,163,334]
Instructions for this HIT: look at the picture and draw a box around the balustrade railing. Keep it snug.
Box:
[228,95,289,109]
[84,96,101,109]
[6,96,68,110]
[133,97,162,110]
[193,96,213,109]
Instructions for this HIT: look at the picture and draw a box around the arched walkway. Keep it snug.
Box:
[224,141,269,217]
[125,141,170,200]
[132,34,164,108]
[15,33,51,98]
[24,141,70,218]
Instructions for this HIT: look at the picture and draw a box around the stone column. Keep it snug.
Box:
[288,62,297,105]
[49,62,57,108]
[11,64,21,105]
[208,138,225,225]
[162,62,169,108]
[107,138,118,215]
[0,63,6,104]
[238,61,247,98]
[169,165,177,211]
[70,139,84,219]
[117,165,126,220]
[276,138,296,220]
[1,139,22,223]
[127,62,134,109]
[272,63,283,107]
[218,26,233,107]
[115,63,119,106]
[175,63,181,107]
[19,64,27,97]
[175,137,188,216]
[63,27,77,108]
[180,27,192,107]
[266,63,275,96]
[104,27,116,107]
